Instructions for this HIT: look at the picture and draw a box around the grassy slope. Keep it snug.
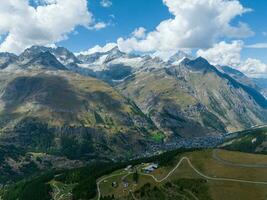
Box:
[96,149,267,200]
[0,71,151,128]
[0,69,158,137]
[4,149,267,200]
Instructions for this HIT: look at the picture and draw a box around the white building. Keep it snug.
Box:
[124,165,132,171]
[143,163,159,173]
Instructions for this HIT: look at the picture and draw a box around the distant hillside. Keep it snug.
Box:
[220,126,267,154]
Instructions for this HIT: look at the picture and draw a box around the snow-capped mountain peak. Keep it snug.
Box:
[168,50,194,65]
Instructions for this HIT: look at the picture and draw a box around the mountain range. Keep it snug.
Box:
[0,45,267,182]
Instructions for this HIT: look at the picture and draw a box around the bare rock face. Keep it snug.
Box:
[0,52,17,69]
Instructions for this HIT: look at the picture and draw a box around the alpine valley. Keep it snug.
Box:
[0,45,267,200]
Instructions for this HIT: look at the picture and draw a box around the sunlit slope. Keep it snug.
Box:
[117,58,267,138]
[0,70,159,160]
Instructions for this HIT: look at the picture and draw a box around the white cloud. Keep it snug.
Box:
[197,41,243,67]
[245,43,267,49]
[240,58,267,78]
[118,0,253,56]
[100,0,112,8]
[197,40,267,78]
[78,43,117,55]
[132,27,146,39]
[89,22,107,30]
[0,0,98,54]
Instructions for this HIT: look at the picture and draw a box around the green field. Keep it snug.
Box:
[2,149,267,200]
[96,149,267,200]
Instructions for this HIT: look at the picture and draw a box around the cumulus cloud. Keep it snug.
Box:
[100,0,112,8]
[0,0,100,54]
[78,43,117,55]
[240,58,267,78]
[118,0,253,56]
[197,41,243,67]
[197,41,267,78]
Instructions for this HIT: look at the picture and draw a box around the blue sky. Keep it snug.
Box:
[58,0,171,52]
[238,0,267,62]
[56,0,267,63]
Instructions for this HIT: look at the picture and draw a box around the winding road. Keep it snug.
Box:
[96,155,267,200]
[52,182,62,200]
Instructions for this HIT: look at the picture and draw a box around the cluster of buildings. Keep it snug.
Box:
[124,163,159,174]
[111,162,159,189]
[139,135,226,158]
[111,180,129,189]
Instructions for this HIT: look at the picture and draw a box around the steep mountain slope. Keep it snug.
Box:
[0,70,159,155]
[116,57,267,138]
[3,48,68,71]
[0,69,161,182]
[21,51,67,70]
[218,66,267,99]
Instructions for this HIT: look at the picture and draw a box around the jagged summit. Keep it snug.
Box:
[22,51,67,70]
[103,46,127,63]
[183,56,216,72]
[51,46,80,65]
[0,52,18,69]
[168,50,194,65]
[77,46,127,65]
